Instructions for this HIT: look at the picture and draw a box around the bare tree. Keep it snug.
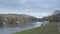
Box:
[0,15,3,27]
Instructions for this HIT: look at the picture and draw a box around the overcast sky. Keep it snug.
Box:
[0,0,60,18]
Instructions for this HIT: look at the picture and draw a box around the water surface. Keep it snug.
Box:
[0,22,43,34]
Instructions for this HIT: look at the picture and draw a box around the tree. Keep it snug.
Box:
[7,17,17,24]
[53,10,60,15]
[0,15,3,27]
[53,10,60,22]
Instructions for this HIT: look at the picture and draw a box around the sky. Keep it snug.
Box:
[0,0,60,18]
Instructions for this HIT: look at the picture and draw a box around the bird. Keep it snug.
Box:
[16,27,20,30]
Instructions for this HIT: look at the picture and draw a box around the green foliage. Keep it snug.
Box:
[7,17,17,24]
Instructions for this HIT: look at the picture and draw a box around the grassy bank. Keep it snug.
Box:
[14,23,60,34]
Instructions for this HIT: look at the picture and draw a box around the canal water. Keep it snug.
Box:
[0,22,44,34]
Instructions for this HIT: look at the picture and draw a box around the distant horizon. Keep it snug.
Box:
[0,13,53,18]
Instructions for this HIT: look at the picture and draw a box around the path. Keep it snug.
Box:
[57,23,60,32]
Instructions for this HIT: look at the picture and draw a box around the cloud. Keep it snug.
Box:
[0,0,60,9]
[0,0,60,18]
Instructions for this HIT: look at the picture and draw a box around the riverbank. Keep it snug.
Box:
[14,23,60,34]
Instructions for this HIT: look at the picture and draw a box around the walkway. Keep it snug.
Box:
[57,23,60,32]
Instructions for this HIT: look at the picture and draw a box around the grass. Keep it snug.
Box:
[14,23,60,34]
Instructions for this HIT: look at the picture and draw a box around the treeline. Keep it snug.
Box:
[0,14,37,27]
[41,10,60,22]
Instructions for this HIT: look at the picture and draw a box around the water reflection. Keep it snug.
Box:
[0,22,43,34]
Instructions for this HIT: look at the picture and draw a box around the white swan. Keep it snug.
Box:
[16,27,20,30]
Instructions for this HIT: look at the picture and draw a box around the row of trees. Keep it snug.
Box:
[7,14,37,23]
[41,10,60,22]
[0,14,37,27]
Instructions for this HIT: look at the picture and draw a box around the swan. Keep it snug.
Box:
[16,27,20,30]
